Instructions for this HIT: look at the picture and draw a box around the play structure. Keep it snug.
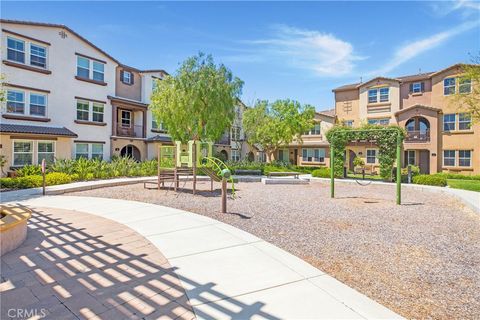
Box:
[144,140,234,212]
[329,128,403,205]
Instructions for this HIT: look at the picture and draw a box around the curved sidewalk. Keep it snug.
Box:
[7,195,403,319]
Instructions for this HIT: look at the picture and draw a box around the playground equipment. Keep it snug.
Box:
[330,128,403,205]
[144,140,235,212]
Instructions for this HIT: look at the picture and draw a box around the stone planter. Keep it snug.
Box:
[0,205,32,256]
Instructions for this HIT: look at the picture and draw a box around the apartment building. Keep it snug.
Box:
[0,19,247,172]
[273,110,335,167]
[333,63,479,175]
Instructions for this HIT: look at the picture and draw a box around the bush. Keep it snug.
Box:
[16,165,42,177]
[0,177,14,188]
[353,157,364,168]
[434,172,480,181]
[12,175,43,189]
[312,168,331,178]
[413,174,447,187]
[45,172,72,186]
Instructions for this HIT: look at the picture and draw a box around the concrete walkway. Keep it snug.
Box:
[5,195,403,319]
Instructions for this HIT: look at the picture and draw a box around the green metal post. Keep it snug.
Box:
[396,134,402,205]
[330,144,335,198]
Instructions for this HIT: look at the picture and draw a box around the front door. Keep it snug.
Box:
[293,149,298,165]
[419,150,430,174]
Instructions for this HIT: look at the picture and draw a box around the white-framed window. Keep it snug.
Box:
[13,140,33,166]
[91,143,104,160]
[7,37,25,63]
[343,120,354,127]
[443,150,455,167]
[443,114,456,131]
[412,82,422,93]
[152,119,167,131]
[302,148,325,163]
[76,100,90,121]
[37,141,55,164]
[458,113,472,130]
[121,110,131,127]
[459,79,472,94]
[92,102,104,122]
[75,143,89,159]
[306,123,321,135]
[368,118,389,126]
[231,149,240,162]
[231,126,241,141]
[459,150,471,167]
[368,87,389,103]
[122,71,132,84]
[29,93,47,117]
[444,78,456,95]
[368,89,378,103]
[406,150,415,166]
[379,87,389,102]
[76,56,105,82]
[278,149,289,162]
[30,43,47,68]
[76,99,104,123]
[6,90,25,114]
[366,149,377,164]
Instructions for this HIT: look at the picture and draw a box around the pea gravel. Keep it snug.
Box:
[70,180,480,319]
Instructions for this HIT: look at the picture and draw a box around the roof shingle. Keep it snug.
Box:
[0,124,78,137]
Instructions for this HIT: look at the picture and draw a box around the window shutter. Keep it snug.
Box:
[420,82,425,92]
[120,70,124,82]
[131,72,134,85]
[409,83,413,93]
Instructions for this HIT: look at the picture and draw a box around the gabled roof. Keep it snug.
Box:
[0,123,78,137]
[394,104,442,116]
[0,19,167,74]
[396,72,435,82]
[316,109,335,118]
[358,76,400,88]
[429,63,473,77]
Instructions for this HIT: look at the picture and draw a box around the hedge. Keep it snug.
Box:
[311,168,330,178]
[412,174,447,187]
[0,172,72,189]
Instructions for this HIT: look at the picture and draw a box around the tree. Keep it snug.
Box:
[451,56,480,122]
[150,53,244,143]
[243,99,315,162]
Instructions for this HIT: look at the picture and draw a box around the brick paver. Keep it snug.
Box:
[0,207,194,320]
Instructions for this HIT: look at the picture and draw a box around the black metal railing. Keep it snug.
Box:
[405,130,430,142]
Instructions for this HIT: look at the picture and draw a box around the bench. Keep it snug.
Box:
[235,169,262,176]
[268,172,301,179]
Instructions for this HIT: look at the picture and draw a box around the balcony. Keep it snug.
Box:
[216,133,230,145]
[116,124,144,138]
[405,130,430,143]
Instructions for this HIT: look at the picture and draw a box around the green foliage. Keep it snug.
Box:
[447,179,480,192]
[49,159,76,175]
[326,124,405,180]
[449,58,480,122]
[0,177,14,188]
[353,157,365,168]
[214,151,228,162]
[16,165,42,177]
[312,168,331,178]
[434,172,480,180]
[150,53,243,142]
[45,172,72,186]
[412,174,447,187]
[243,99,315,161]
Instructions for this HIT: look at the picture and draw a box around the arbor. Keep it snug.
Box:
[451,57,480,122]
[243,99,315,161]
[150,53,244,143]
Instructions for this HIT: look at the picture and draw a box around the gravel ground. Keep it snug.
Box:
[70,180,480,319]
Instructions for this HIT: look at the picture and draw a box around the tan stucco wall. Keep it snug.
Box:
[359,79,400,124]
[400,79,432,108]
[115,67,142,101]
[335,89,360,125]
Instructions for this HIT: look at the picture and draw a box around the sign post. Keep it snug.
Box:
[41,159,46,196]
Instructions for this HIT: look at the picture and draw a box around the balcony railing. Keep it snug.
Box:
[405,130,430,142]
[116,124,144,138]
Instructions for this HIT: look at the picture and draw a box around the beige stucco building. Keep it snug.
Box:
[334,64,479,175]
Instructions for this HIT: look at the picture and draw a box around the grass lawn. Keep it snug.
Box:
[347,173,385,181]
[447,179,480,192]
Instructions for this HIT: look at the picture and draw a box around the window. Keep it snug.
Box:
[7,37,25,63]
[443,114,456,131]
[152,119,166,131]
[459,150,471,167]
[343,120,353,127]
[302,148,325,163]
[306,123,321,135]
[30,44,47,68]
[459,79,472,94]
[76,100,90,121]
[366,149,377,164]
[92,61,104,82]
[91,144,104,160]
[122,71,132,84]
[412,82,422,93]
[75,143,89,159]
[231,149,240,162]
[6,90,25,114]
[368,89,378,103]
[77,56,90,78]
[368,118,389,126]
[278,149,289,162]
[37,141,55,164]
[444,78,456,95]
[13,141,33,166]
[121,110,131,127]
[379,87,389,102]
[231,126,241,141]
[92,103,104,122]
[443,150,455,167]
[29,93,47,116]
[458,113,472,130]
[406,150,415,166]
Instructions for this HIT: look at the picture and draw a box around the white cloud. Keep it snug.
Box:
[241,24,364,77]
[431,0,480,17]
[369,20,479,76]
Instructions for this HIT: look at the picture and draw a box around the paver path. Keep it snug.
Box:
[0,207,193,320]
[3,195,403,319]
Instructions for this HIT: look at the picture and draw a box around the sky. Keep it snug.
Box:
[1,1,479,110]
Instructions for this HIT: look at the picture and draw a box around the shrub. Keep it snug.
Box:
[49,159,76,175]
[312,168,330,178]
[45,172,72,186]
[0,177,14,189]
[16,165,42,177]
[434,172,480,181]
[412,174,447,187]
[353,157,365,168]
[13,175,43,189]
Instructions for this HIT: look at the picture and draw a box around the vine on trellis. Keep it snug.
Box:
[326,124,405,180]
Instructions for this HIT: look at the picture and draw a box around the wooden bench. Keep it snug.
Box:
[268,172,301,179]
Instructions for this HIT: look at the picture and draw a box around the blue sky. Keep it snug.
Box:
[2,1,479,110]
